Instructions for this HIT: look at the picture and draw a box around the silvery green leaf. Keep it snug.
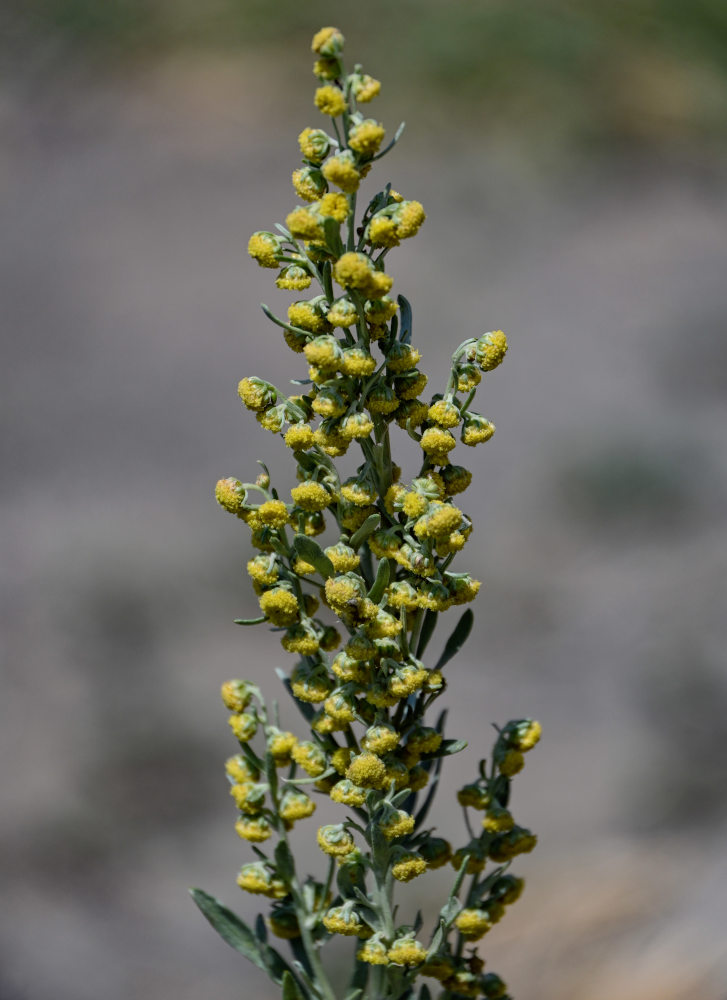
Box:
[233,616,266,626]
[282,971,305,1000]
[434,609,474,670]
[367,557,390,603]
[397,294,413,344]
[292,534,335,578]
[189,889,267,972]
[415,609,438,658]
[349,513,380,550]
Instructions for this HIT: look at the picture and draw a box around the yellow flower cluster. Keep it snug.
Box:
[205,27,539,1000]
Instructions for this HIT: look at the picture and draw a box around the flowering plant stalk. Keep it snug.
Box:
[192,26,541,1000]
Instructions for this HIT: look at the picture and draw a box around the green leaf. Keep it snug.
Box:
[282,971,305,1000]
[415,609,438,658]
[349,513,380,551]
[437,739,467,757]
[434,609,474,671]
[292,534,335,578]
[274,839,295,883]
[367,557,390,603]
[419,984,432,1000]
[346,960,369,1000]
[323,216,344,255]
[397,294,413,344]
[234,616,266,626]
[189,889,267,972]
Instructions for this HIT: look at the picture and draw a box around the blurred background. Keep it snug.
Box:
[2,2,727,998]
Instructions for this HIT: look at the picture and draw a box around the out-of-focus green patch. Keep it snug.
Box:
[14,0,727,147]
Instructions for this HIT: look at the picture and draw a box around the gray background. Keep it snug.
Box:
[2,4,727,998]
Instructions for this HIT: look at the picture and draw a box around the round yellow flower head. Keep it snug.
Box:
[346,751,387,789]
[368,213,399,248]
[285,206,323,241]
[455,909,492,941]
[475,330,508,372]
[391,851,427,882]
[491,873,525,905]
[488,827,538,862]
[317,823,355,856]
[228,711,258,743]
[378,806,415,840]
[349,119,386,157]
[315,85,347,118]
[234,815,272,842]
[357,935,389,966]
[323,151,361,193]
[215,477,246,515]
[230,781,266,815]
[462,412,495,446]
[428,399,461,428]
[395,369,428,399]
[327,297,358,328]
[221,679,254,712]
[277,264,312,292]
[351,73,381,103]
[225,754,258,784]
[259,587,299,626]
[284,423,315,450]
[419,836,452,870]
[238,377,276,412]
[248,231,283,268]
[279,789,316,822]
[497,748,525,776]
[236,862,281,896]
[386,341,421,373]
[267,728,298,765]
[281,624,320,656]
[291,740,327,776]
[291,481,332,511]
[362,723,400,755]
[387,936,427,966]
[482,806,514,833]
[330,778,367,807]
[506,718,542,751]
[324,541,360,572]
[441,464,472,496]
[268,909,300,940]
[317,192,350,222]
[394,200,426,239]
[420,426,457,463]
[257,499,288,528]
[298,127,331,164]
[323,905,364,937]
[312,26,345,58]
[292,166,327,203]
[341,347,377,377]
[288,299,330,334]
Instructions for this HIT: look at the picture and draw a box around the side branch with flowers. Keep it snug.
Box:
[192,26,541,1000]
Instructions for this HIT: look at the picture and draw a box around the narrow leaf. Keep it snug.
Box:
[397,294,413,344]
[292,534,335,578]
[367,557,390,603]
[275,839,295,883]
[419,984,432,1000]
[415,609,438,658]
[349,513,380,551]
[282,971,305,1000]
[434,609,474,671]
[189,889,266,972]
[234,616,266,626]
[436,739,467,757]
